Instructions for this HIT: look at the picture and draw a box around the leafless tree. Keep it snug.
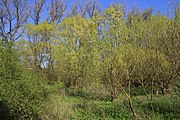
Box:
[47,0,67,24]
[0,0,29,43]
[31,0,45,25]
[67,0,101,18]
[87,0,101,17]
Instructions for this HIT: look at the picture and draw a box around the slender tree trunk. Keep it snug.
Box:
[150,78,155,116]
[122,88,137,118]
[123,69,137,119]
[111,87,116,102]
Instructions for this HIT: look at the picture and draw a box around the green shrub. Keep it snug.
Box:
[0,45,52,119]
[0,72,52,119]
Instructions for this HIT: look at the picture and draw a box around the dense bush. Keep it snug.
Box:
[0,45,52,119]
[0,75,51,119]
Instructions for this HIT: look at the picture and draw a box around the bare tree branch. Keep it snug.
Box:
[47,0,67,24]
[0,0,30,43]
[67,0,101,18]
[31,0,45,25]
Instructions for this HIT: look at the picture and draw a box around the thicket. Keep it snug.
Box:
[0,0,179,119]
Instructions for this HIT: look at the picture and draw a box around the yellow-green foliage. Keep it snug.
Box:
[26,22,56,35]
[1,2,179,119]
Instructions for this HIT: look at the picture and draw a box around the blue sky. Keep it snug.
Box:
[67,0,177,15]
[97,0,172,14]
[35,0,178,23]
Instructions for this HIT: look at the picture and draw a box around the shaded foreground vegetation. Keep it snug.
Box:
[0,0,180,119]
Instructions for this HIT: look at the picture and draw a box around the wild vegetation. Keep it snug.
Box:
[0,0,179,119]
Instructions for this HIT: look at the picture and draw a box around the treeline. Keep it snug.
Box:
[0,0,179,119]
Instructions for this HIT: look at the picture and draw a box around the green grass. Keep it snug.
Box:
[138,95,180,120]
[41,91,180,120]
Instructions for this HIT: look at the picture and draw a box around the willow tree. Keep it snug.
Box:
[95,4,127,101]
[24,22,56,80]
[55,15,100,89]
[160,9,180,94]
[126,7,179,95]
[91,4,139,118]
